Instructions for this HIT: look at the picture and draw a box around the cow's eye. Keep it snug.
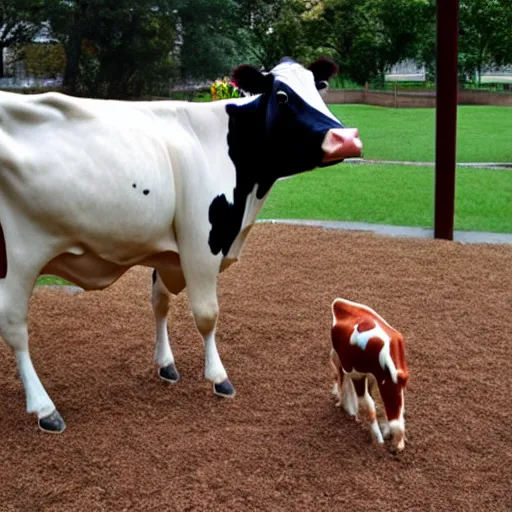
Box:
[276,90,288,104]
[316,80,328,91]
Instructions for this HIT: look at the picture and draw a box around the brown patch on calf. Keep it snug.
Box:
[332,325,387,381]
[357,318,375,333]
[390,334,409,385]
[0,223,6,279]
[376,379,403,421]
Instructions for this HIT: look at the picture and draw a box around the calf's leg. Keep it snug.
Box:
[378,380,406,452]
[329,348,343,406]
[352,377,384,444]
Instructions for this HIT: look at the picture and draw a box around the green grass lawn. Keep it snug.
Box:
[36,275,72,286]
[259,163,512,233]
[330,105,512,163]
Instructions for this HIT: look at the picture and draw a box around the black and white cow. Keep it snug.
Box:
[0,57,362,433]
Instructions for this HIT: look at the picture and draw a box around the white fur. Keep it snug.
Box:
[16,351,56,419]
[270,61,340,124]
[203,328,227,384]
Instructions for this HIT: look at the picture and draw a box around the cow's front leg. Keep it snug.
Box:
[180,255,234,398]
[151,269,181,383]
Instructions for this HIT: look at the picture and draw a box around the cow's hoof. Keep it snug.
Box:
[213,379,236,398]
[158,363,181,384]
[38,410,66,434]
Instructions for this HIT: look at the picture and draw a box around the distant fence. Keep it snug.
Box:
[324,88,512,107]
[3,78,512,107]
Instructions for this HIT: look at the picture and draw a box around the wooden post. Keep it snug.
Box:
[434,0,460,240]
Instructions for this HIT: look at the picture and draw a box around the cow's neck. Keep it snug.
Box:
[189,95,278,260]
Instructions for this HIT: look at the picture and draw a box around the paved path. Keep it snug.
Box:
[344,158,512,170]
[258,219,512,245]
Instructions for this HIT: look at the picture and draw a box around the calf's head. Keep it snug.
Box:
[229,57,362,177]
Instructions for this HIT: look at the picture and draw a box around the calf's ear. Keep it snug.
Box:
[308,57,339,82]
[231,65,274,94]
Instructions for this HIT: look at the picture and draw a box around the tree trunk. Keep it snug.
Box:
[62,9,83,94]
[0,47,4,78]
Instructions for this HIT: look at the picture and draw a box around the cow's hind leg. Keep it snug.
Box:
[0,251,64,433]
[151,270,181,383]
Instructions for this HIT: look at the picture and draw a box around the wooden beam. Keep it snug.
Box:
[434,0,460,240]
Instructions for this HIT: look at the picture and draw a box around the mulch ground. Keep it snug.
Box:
[0,224,511,512]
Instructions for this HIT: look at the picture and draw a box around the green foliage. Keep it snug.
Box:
[235,0,316,69]
[303,0,433,85]
[40,0,181,97]
[177,0,245,80]
[458,0,512,83]
[8,0,512,97]
[0,0,46,76]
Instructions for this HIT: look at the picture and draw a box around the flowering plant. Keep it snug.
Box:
[210,77,241,100]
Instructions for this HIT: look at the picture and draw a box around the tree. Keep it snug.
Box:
[84,0,181,98]
[459,0,512,84]
[176,0,245,81]
[304,0,433,85]
[235,0,312,69]
[43,0,181,97]
[41,0,88,92]
[0,0,44,77]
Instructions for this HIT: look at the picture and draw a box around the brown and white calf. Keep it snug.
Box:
[330,298,409,451]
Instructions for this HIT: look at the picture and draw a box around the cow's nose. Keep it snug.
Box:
[321,128,362,163]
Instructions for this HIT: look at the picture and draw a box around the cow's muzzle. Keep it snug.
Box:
[321,128,362,163]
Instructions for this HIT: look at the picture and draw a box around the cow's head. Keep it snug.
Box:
[230,57,362,173]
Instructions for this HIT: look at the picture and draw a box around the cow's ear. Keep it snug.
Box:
[231,65,274,94]
[308,57,339,82]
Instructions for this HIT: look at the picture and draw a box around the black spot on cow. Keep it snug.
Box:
[207,57,343,257]
[0,222,7,279]
[152,269,157,285]
[132,183,137,188]
[143,189,150,195]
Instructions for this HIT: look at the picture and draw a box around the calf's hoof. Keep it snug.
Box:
[159,363,181,384]
[38,410,66,434]
[213,379,236,398]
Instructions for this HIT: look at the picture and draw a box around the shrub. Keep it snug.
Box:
[210,77,241,100]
